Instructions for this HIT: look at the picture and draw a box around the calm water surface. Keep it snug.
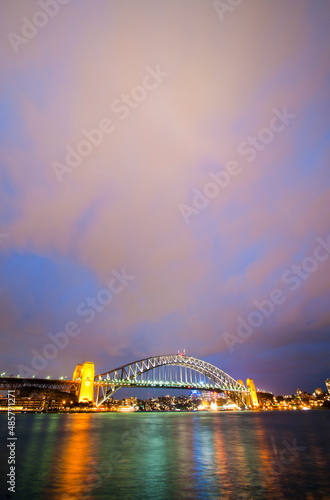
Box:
[0,410,329,499]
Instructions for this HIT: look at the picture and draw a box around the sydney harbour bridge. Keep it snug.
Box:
[0,354,258,408]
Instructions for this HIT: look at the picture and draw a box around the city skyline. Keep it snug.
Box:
[1,354,329,409]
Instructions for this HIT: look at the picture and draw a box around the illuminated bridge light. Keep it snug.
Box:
[94,354,246,407]
[73,361,95,403]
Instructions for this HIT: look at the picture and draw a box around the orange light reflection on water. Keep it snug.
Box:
[47,415,100,499]
[253,417,281,492]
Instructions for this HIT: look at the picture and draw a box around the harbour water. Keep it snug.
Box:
[0,410,329,499]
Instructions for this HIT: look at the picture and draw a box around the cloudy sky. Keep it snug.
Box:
[0,0,329,394]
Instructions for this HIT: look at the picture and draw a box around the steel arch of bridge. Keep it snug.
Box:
[94,355,246,406]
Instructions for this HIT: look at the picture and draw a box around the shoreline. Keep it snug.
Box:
[0,407,328,415]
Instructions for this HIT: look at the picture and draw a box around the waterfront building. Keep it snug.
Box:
[325,379,330,393]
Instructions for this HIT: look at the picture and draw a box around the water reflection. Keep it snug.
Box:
[17,415,61,498]
[47,414,98,499]
[253,415,280,494]
[1,411,328,499]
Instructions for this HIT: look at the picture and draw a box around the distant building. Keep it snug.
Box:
[190,390,202,400]
[0,397,44,411]
[257,391,274,406]
[325,379,330,394]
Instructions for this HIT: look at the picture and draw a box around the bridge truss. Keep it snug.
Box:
[0,377,79,392]
[95,354,247,406]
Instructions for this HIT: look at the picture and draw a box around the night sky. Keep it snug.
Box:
[0,1,329,396]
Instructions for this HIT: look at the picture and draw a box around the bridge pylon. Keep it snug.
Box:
[246,378,259,407]
[73,362,95,403]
